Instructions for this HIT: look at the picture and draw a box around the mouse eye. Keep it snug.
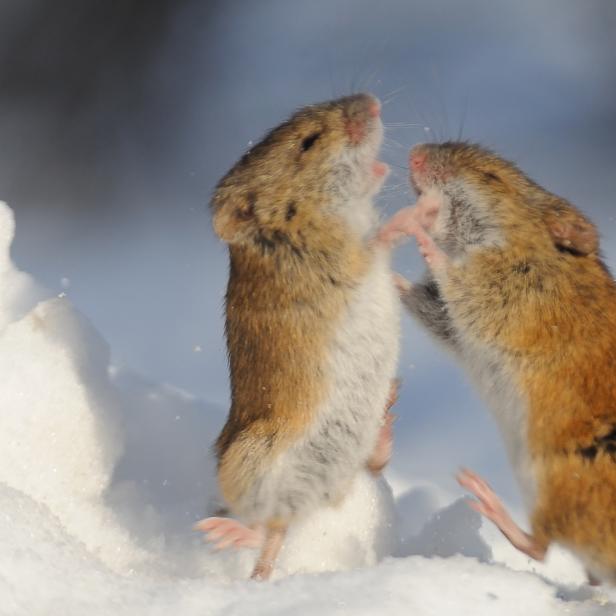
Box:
[300,132,321,152]
[483,171,501,183]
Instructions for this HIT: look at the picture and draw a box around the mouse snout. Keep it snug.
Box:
[344,93,380,119]
[409,144,440,195]
[343,93,381,145]
[367,99,381,118]
[372,160,388,178]
[410,148,428,173]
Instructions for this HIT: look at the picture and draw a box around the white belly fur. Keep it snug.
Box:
[460,339,537,510]
[240,250,400,523]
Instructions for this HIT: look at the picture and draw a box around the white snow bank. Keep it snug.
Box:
[0,203,147,572]
[1,482,610,616]
[0,199,613,614]
[0,204,46,330]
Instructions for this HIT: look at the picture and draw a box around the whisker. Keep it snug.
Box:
[405,94,437,144]
[430,63,450,140]
[384,122,426,128]
[352,36,392,95]
[383,137,409,150]
[457,96,469,141]
[327,53,336,99]
[381,84,409,106]
[382,183,409,192]
[384,164,410,178]
[360,67,381,94]
[381,179,407,187]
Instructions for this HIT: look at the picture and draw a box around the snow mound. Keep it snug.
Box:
[277,473,396,576]
[0,203,46,329]
[0,482,129,614]
[0,201,146,571]
[1,482,610,616]
[1,199,613,614]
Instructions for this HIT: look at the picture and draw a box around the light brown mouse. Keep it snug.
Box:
[380,141,616,583]
[196,94,400,580]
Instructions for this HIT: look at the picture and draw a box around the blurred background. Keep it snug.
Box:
[1,0,614,505]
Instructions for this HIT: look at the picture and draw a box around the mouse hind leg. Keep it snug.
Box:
[194,517,264,550]
[251,520,289,581]
[195,516,288,580]
[457,468,548,561]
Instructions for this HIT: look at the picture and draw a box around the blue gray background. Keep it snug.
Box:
[1,0,614,506]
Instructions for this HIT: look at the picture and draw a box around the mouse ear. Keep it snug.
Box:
[212,194,256,244]
[544,208,598,256]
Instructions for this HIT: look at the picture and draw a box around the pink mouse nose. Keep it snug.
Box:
[367,100,381,118]
[410,149,427,172]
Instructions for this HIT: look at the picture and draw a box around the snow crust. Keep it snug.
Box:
[0,200,614,615]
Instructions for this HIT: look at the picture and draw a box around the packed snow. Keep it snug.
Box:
[1,198,615,615]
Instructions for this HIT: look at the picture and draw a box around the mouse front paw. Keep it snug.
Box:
[392,272,412,296]
[377,206,420,248]
[410,224,447,271]
[366,410,396,475]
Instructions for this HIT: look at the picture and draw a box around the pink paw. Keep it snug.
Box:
[377,206,419,248]
[194,517,263,550]
[392,272,412,295]
[457,468,547,561]
[367,410,397,475]
[411,224,447,270]
[457,468,508,523]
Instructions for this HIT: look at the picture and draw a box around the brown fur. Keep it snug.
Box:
[416,142,616,576]
[217,233,371,506]
[211,94,381,516]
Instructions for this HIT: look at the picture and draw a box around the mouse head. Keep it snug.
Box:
[409,142,599,259]
[211,94,388,247]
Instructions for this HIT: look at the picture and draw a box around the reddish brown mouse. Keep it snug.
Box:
[381,141,616,582]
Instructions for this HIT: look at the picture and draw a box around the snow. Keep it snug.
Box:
[0,206,46,330]
[1,197,615,614]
